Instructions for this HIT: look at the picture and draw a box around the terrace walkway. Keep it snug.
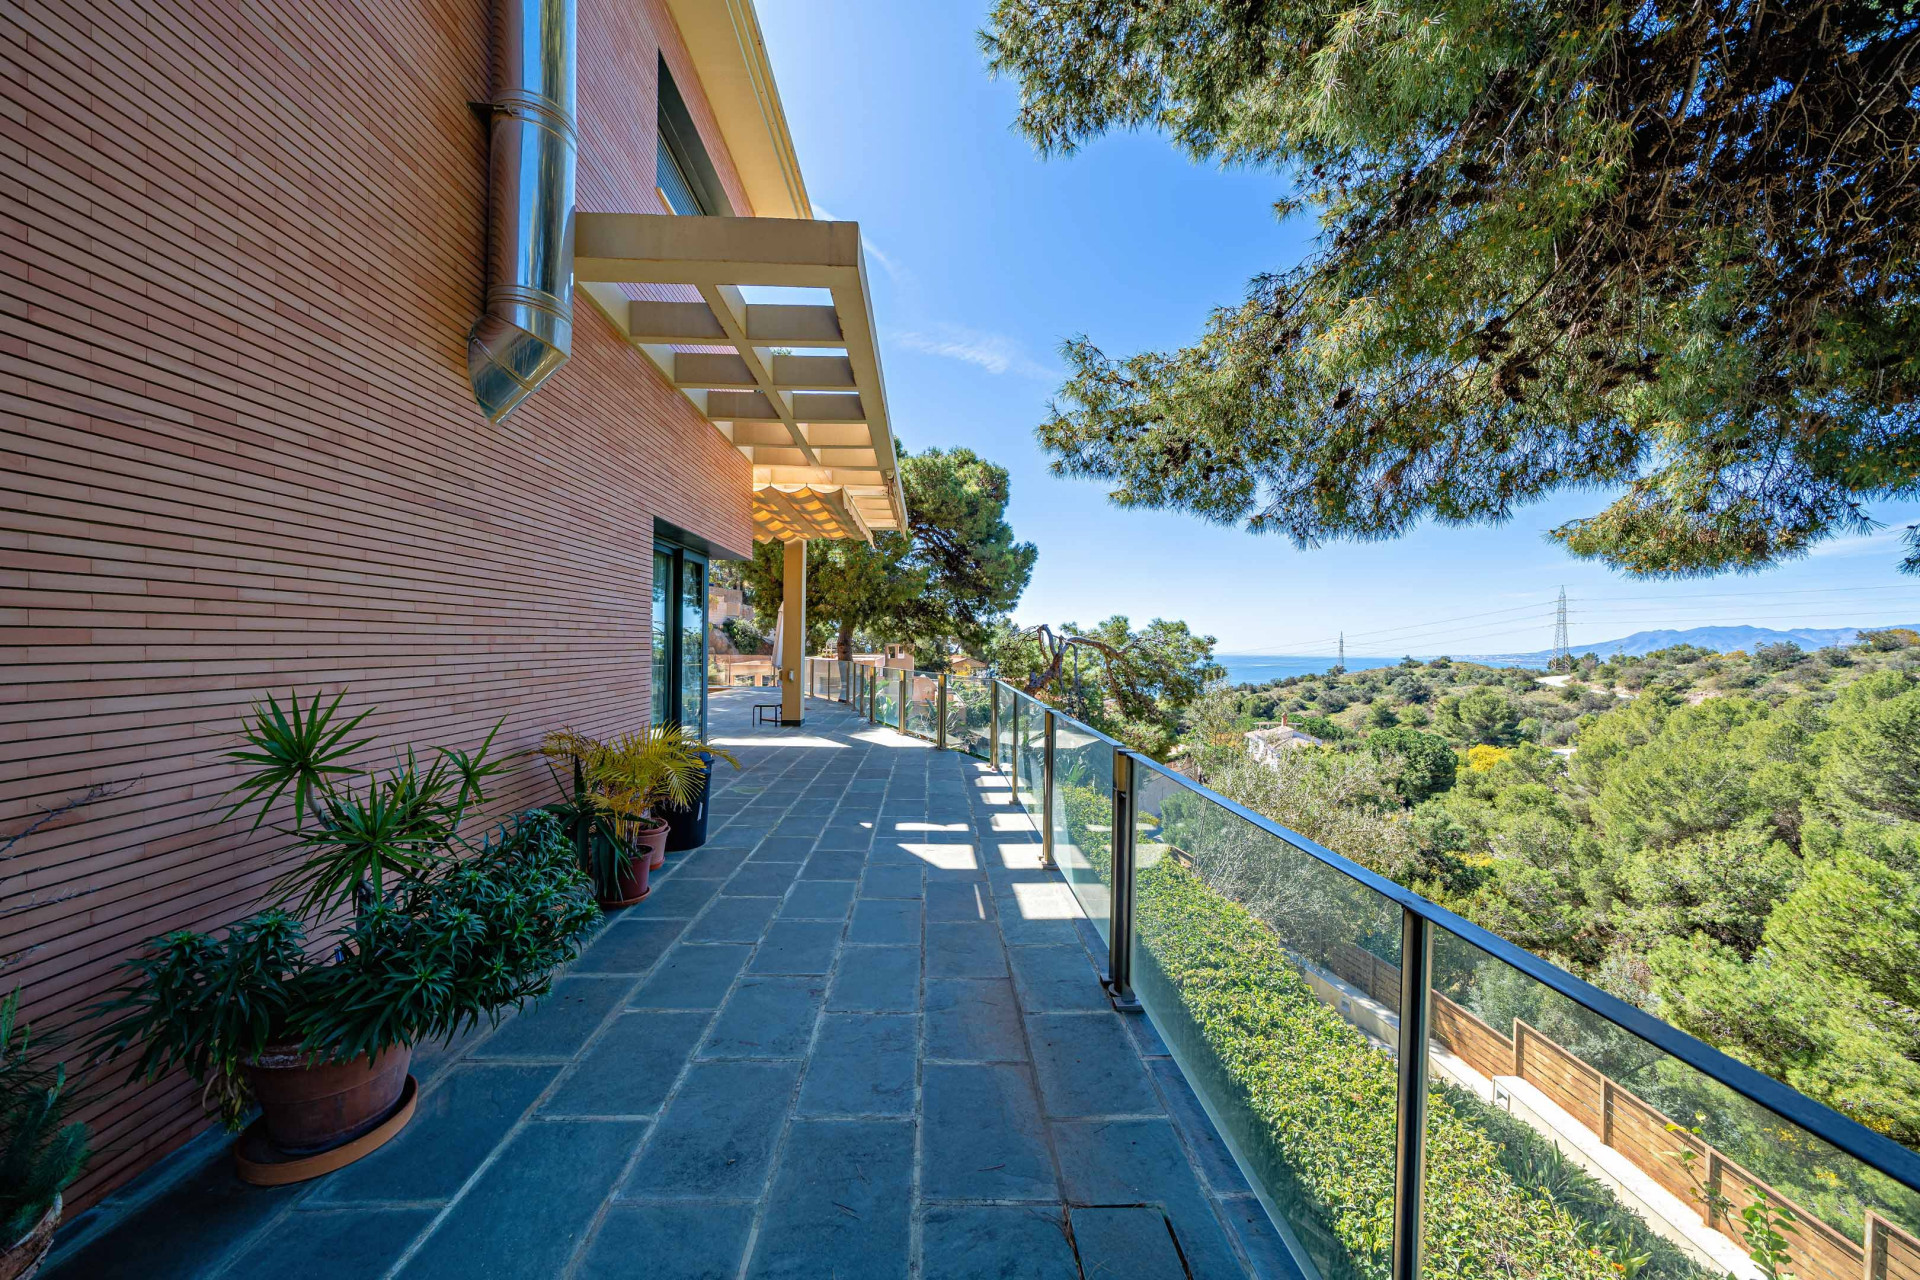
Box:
[47,691,1291,1279]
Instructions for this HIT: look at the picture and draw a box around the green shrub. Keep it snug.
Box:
[1132,859,1629,1280]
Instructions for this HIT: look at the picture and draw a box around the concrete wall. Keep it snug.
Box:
[2,0,753,1207]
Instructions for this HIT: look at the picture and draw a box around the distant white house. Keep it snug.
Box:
[1246,717,1325,764]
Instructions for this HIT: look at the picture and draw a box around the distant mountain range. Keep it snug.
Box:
[1475,623,1919,665]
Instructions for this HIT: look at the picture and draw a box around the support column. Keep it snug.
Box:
[779,539,806,725]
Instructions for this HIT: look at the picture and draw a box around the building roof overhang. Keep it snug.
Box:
[575,212,908,539]
[661,0,809,221]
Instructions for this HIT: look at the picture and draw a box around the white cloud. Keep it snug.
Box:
[894,323,1058,380]
[1810,525,1915,559]
[811,202,911,288]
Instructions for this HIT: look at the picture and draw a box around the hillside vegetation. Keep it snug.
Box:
[1188,630,1920,1153]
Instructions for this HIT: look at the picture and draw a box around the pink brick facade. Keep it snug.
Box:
[1,0,754,1207]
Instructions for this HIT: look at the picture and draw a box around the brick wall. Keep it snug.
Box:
[1,0,754,1207]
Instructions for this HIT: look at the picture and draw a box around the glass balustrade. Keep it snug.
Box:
[965,678,1920,1280]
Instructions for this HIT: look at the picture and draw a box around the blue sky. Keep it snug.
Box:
[756,1,1920,656]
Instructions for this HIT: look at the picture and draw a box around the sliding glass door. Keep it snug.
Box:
[651,541,708,737]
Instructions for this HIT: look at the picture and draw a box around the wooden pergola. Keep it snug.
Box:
[574,213,907,721]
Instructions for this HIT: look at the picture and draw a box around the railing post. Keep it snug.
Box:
[898,670,908,733]
[1010,693,1020,783]
[1105,749,1141,1012]
[1041,707,1056,869]
[1392,906,1431,1280]
[936,672,948,750]
[989,681,1001,771]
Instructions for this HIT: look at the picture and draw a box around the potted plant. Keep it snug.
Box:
[91,691,600,1180]
[0,991,88,1280]
[539,726,736,888]
[540,734,650,906]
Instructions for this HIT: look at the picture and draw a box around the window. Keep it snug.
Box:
[656,58,732,217]
[651,538,710,738]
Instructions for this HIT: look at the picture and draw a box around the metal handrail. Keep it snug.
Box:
[802,663,1920,1269]
[978,677,1920,1280]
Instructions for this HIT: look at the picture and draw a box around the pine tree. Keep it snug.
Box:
[983,0,1920,576]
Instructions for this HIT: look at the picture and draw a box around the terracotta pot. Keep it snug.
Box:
[0,1196,59,1280]
[245,1044,412,1157]
[636,817,669,871]
[598,843,652,907]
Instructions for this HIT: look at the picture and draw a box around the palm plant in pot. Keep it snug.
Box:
[90,691,600,1180]
[539,725,736,904]
[0,992,88,1280]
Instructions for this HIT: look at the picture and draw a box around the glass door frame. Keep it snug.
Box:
[651,537,710,740]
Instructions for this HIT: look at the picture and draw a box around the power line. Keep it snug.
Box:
[1254,582,1917,654]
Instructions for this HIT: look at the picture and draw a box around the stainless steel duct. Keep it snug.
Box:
[467,0,577,422]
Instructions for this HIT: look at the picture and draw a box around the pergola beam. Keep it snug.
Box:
[576,213,907,532]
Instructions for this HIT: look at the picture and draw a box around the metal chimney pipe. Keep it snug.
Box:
[467,0,577,423]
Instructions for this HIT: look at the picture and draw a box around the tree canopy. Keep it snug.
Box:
[983,0,1920,576]
[989,614,1223,755]
[744,445,1036,660]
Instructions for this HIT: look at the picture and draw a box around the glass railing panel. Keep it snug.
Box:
[1129,762,1403,1280]
[874,673,897,728]
[1048,710,1113,944]
[945,675,991,758]
[1421,924,1920,1280]
[906,671,939,740]
[1015,692,1045,817]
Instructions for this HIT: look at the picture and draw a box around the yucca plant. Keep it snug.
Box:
[91,691,599,1131]
[0,990,88,1242]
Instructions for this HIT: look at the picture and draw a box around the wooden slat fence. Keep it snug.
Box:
[1315,944,1920,1280]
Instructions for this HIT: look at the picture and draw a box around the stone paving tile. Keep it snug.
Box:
[685,894,780,942]
[920,1205,1079,1280]
[630,942,753,1010]
[724,861,804,897]
[669,846,751,878]
[800,848,867,879]
[749,920,842,975]
[306,1063,558,1204]
[747,1118,913,1279]
[1027,1012,1162,1118]
[222,1207,435,1280]
[924,977,1027,1061]
[1051,1117,1246,1280]
[925,920,1008,978]
[1149,1057,1253,1195]
[622,1059,800,1199]
[577,1203,756,1280]
[1070,1206,1189,1280]
[471,976,630,1058]
[925,880,994,922]
[1007,941,1110,1013]
[398,1119,647,1279]
[751,835,815,862]
[42,1155,302,1280]
[858,864,924,898]
[796,1014,917,1116]
[921,1063,1057,1202]
[702,976,826,1058]
[574,919,687,974]
[827,945,921,1013]
[635,872,723,916]
[778,878,857,919]
[543,1011,709,1116]
[847,896,921,945]
[47,693,1277,1280]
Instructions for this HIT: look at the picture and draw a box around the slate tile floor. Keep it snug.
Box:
[47,691,1292,1280]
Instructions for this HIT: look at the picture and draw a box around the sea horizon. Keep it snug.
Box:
[1215,653,1534,685]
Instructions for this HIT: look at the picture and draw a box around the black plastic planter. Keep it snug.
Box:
[662,752,713,852]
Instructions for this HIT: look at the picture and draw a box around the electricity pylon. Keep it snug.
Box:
[1553,588,1571,670]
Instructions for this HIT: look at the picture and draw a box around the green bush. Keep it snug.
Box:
[1132,858,1633,1280]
